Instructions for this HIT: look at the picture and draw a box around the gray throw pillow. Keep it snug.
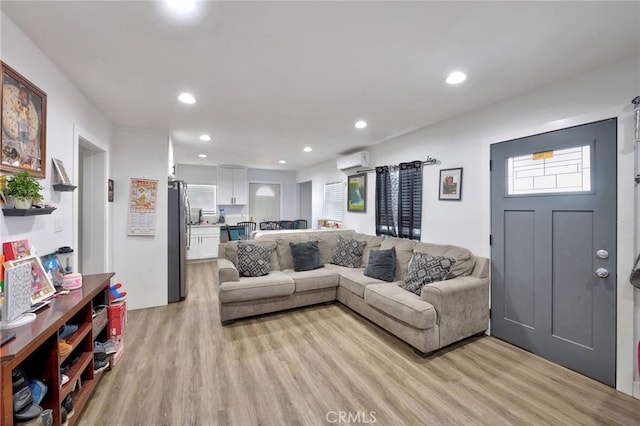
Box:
[400,252,456,295]
[364,247,397,282]
[289,241,324,272]
[237,241,273,277]
[331,236,367,268]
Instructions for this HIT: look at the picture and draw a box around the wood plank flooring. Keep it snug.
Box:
[80,261,640,425]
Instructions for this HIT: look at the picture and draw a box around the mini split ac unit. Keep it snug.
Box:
[337,151,370,171]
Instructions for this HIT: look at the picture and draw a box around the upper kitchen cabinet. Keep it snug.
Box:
[217,166,248,205]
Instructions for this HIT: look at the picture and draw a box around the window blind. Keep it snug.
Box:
[323,182,343,222]
[187,184,217,215]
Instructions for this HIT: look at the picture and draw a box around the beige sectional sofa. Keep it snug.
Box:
[216,230,489,355]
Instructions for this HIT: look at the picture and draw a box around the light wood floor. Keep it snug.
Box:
[80,261,640,425]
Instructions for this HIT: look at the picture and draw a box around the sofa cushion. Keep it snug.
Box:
[283,268,340,292]
[380,238,417,281]
[364,247,397,282]
[224,240,279,271]
[413,242,474,278]
[290,241,324,272]
[331,236,367,268]
[364,283,437,330]
[219,271,295,303]
[400,252,456,295]
[237,241,273,277]
[336,266,384,298]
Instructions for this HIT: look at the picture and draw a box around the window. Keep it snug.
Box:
[187,184,217,215]
[323,182,343,222]
[507,145,591,195]
[375,161,422,240]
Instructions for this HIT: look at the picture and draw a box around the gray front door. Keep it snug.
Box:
[490,119,617,386]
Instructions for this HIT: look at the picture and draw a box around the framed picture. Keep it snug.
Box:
[9,254,56,304]
[51,158,71,185]
[40,252,65,288]
[108,178,114,202]
[1,62,47,178]
[347,173,367,212]
[439,167,463,201]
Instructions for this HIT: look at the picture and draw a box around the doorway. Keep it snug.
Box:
[249,183,281,223]
[77,131,108,274]
[490,119,617,386]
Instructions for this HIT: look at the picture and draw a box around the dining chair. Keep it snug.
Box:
[279,220,294,230]
[259,221,281,230]
[293,219,308,229]
[237,221,257,239]
[225,225,241,241]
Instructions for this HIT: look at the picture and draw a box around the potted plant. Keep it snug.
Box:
[3,171,44,209]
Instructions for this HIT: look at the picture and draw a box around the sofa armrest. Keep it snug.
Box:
[421,276,489,347]
[218,258,240,284]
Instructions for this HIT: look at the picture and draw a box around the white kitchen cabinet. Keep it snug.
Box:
[218,166,248,205]
[187,226,220,260]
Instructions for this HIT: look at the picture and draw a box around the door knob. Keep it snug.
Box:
[595,268,609,278]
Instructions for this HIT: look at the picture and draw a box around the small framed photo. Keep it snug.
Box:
[439,167,463,201]
[108,178,114,202]
[40,252,65,288]
[347,173,366,212]
[9,254,56,304]
[51,157,71,185]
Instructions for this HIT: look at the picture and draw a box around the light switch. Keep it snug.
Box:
[54,215,63,233]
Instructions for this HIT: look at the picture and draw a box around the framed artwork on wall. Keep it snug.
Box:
[0,62,47,178]
[439,167,463,201]
[347,173,366,212]
[108,178,114,202]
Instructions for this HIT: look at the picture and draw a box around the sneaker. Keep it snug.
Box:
[60,374,69,387]
[58,339,72,358]
[94,340,117,355]
[58,324,78,340]
[94,351,108,362]
[94,359,109,373]
[41,409,53,426]
[62,394,74,418]
[28,379,47,405]
[60,406,68,426]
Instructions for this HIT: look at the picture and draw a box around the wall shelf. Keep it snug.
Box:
[53,184,77,192]
[1,207,57,216]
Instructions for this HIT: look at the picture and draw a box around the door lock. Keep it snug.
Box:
[595,268,609,278]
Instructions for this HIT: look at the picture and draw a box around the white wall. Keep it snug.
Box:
[176,164,217,184]
[111,127,169,310]
[0,14,112,268]
[298,56,640,397]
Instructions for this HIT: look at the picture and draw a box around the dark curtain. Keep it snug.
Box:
[375,161,422,240]
[398,161,422,240]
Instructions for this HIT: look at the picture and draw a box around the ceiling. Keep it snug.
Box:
[2,1,639,171]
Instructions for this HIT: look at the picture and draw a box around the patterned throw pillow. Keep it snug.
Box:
[289,241,324,272]
[237,241,273,277]
[331,236,367,268]
[400,252,456,295]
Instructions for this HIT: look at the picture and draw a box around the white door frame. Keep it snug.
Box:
[73,124,110,273]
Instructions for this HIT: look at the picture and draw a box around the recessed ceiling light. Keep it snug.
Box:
[178,92,196,104]
[355,120,367,129]
[198,154,207,158]
[445,71,467,85]
[279,160,286,164]
[199,134,211,141]
[165,0,195,12]
[303,147,312,152]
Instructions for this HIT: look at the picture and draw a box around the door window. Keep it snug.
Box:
[507,145,591,195]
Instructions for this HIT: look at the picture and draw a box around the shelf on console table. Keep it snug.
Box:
[1,207,57,216]
[0,272,115,426]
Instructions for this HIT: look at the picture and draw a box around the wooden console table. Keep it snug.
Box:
[1,272,114,426]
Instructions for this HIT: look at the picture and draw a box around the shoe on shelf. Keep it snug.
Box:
[60,405,68,426]
[94,359,109,373]
[28,379,47,405]
[60,374,69,388]
[94,351,108,362]
[62,394,75,418]
[40,409,53,426]
[58,339,72,358]
[58,324,78,340]
[94,339,117,355]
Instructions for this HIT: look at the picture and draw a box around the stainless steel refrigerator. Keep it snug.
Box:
[168,180,190,303]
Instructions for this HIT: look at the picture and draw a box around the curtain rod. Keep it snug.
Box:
[356,157,440,174]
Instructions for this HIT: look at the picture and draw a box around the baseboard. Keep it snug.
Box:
[633,380,640,399]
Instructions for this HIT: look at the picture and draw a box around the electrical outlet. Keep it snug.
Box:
[54,215,63,233]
